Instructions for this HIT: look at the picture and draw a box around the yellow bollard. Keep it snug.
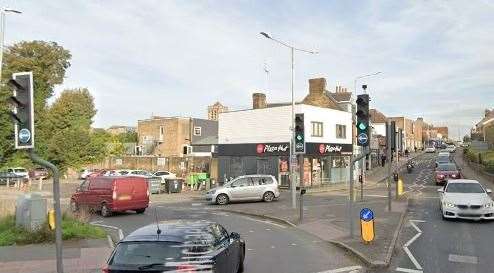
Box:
[48,209,56,230]
[398,179,404,196]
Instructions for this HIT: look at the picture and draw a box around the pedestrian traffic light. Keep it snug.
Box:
[7,72,34,149]
[356,94,370,147]
[294,113,305,154]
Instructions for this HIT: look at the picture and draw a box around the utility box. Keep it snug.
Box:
[15,193,47,231]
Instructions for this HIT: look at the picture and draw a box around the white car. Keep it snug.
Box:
[127,169,154,178]
[7,167,29,178]
[438,179,494,221]
[205,174,280,205]
[425,147,436,153]
[153,171,176,181]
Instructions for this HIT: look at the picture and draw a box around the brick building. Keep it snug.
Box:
[208,102,229,121]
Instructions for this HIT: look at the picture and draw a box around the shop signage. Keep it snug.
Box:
[217,142,352,156]
[257,143,289,154]
[318,143,343,154]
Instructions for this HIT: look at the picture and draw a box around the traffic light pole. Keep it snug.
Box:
[387,121,393,212]
[348,150,368,238]
[29,150,64,273]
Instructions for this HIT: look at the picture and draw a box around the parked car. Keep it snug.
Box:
[0,171,24,186]
[102,220,245,273]
[115,169,132,176]
[80,169,97,179]
[6,167,29,178]
[153,170,176,181]
[70,176,149,217]
[205,174,280,205]
[29,167,50,180]
[438,179,494,220]
[435,163,461,185]
[445,145,456,153]
[127,169,154,178]
[425,146,436,153]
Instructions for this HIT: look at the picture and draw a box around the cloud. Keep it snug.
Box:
[2,0,493,140]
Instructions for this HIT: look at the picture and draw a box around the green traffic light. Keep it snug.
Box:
[358,122,367,130]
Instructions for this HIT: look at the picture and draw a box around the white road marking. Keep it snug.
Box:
[265,228,271,231]
[396,267,423,273]
[106,234,115,248]
[290,243,297,246]
[270,245,275,248]
[449,254,478,264]
[313,265,362,273]
[242,216,287,229]
[247,248,254,251]
[90,221,125,240]
[191,203,202,206]
[401,220,426,271]
[404,247,422,270]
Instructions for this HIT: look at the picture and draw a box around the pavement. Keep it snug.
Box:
[0,239,112,273]
[369,150,494,273]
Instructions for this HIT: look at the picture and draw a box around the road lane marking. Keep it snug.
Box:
[396,267,423,273]
[313,265,362,273]
[402,220,426,271]
[242,216,287,229]
[448,254,478,264]
[404,247,422,270]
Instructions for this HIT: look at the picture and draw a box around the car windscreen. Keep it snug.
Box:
[110,242,185,265]
[446,183,484,193]
[437,164,457,171]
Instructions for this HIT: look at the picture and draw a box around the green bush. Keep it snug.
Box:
[485,161,494,174]
[0,214,106,246]
[465,149,478,163]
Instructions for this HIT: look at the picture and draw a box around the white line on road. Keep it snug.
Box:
[404,246,422,270]
[396,267,423,273]
[404,232,422,248]
[243,216,287,229]
[313,265,362,273]
[402,220,426,271]
[448,254,478,264]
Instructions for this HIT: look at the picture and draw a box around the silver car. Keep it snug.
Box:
[205,175,280,205]
[438,179,494,220]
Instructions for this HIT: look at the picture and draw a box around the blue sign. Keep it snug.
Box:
[18,128,31,143]
[357,133,368,145]
[360,208,374,222]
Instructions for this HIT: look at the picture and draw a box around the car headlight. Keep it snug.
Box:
[207,190,216,195]
[484,202,494,208]
[443,202,455,208]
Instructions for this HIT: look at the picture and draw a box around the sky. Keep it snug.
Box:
[2,0,494,140]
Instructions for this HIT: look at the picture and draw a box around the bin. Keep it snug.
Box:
[147,177,162,194]
[166,179,183,193]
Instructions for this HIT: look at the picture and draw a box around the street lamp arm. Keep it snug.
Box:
[260,32,318,54]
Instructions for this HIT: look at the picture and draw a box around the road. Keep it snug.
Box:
[91,203,363,273]
[370,152,494,273]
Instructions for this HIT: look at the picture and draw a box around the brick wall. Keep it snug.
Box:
[137,117,191,156]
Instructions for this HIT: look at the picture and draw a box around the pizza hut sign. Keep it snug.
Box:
[257,144,289,154]
[318,143,343,154]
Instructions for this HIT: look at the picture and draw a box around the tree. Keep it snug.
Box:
[117,131,138,143]
[0,41,71,165]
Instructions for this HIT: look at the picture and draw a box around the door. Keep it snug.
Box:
[229,177,253,200]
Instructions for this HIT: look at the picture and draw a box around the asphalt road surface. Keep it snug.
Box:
[370,152,494,273]
[91,203,363,273]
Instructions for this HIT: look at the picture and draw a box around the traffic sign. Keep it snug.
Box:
[357,133,368,145]
[18,128,31,143]
[360,208,375,243]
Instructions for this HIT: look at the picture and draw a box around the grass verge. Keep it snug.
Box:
[0,213,106,246]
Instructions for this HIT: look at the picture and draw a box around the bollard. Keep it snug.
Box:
[48,209,56,230]
[398,178,404,196]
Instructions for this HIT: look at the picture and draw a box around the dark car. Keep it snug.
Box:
[103,220,245,273]
[435,163,461,185]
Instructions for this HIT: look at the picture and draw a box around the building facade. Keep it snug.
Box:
[208,102,229,121]
[217,78,353,187]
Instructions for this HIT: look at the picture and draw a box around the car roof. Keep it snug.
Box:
[122,220,215,243]
[446,179,479,184]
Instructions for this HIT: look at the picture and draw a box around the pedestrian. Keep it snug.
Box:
[414,146,417,153]
[381,154,386,167]
[405,149,409,157]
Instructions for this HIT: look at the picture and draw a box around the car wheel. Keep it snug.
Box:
[101,203,112,217]
[135,208,146,214]
[263,191,275,202]
[216,194,229,205]
[70,199,79,213]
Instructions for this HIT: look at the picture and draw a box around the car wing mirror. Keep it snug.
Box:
[487,189,492,194]
[437,188,444,193]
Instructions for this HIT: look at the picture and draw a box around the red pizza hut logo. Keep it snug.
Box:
[257,143,289,154]
[318,144,343,154]
[256,144,265,154]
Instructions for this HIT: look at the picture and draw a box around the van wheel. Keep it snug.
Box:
[70,199,79,213]
[135,208,146,214]
[263,191,275,202]
[216,194,229,205]
[101,203,112,217]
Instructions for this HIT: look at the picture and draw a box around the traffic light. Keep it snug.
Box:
[294,113,305,154]
[8,72,34,149]
[356,94,370,147]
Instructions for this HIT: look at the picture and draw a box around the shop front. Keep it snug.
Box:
[217,142,352,187]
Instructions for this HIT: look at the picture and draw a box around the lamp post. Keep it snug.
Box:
[0,7,21,82]
[260,32,317,209]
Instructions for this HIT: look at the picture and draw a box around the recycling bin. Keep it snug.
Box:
[166,179,183,193]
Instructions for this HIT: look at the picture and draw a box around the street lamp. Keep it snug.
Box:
[0,7,22,82]
[353,71,381,97]
[260,31,318,209]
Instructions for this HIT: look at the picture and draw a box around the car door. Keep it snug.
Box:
[250,177,266,199]
[229,177,252,200]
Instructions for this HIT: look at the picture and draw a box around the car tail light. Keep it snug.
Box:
[437,174,444,179]
[101,265,110,273]
[177,264,197,272]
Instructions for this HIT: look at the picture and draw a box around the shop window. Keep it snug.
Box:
[336,124,346,139]
[311,122,323,137]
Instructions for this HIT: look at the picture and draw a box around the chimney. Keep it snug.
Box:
[252,93,267,109]
[309,78,326,96]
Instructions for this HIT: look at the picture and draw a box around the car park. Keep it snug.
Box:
[102,220,245,273]
[438,179,494,220]
[70,176,149,217]
[425,146,436,153]
[435,163,461,185]
[206,174,280,205]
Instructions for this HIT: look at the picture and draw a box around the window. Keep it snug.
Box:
[231,177,252,187]
[311,122,323,137]
[336,124,346,139]
[159,126,164,141]
[194,126,202,136]
[252,176,273,185]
